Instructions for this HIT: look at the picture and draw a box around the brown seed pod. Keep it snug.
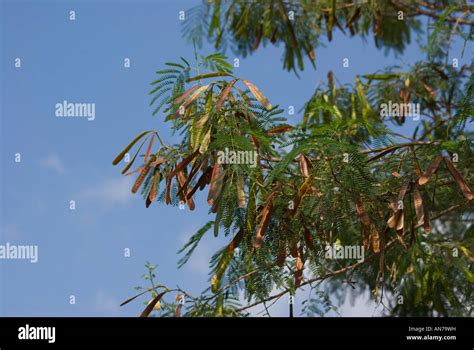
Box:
[253,192,276,249]
[216,79,238,110]
[418,155,443,186]
[444,157,474,201]
[295,246,304,288]
[372,225,380,253]
[356,197,371,226]
[412,183,424,226]
[132,165,151,194]
[207,162,221,205]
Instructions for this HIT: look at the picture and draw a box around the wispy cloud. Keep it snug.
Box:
[92,288,121,316]
[39,154,65,174]
[78,177,134,208]
[0,223,22,241]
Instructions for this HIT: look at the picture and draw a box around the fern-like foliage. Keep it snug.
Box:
[114,40,473,317]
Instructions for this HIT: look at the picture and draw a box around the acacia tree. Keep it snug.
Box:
[114,0,473,317]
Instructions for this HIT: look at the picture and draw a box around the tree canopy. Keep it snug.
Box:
[113,0,473,317]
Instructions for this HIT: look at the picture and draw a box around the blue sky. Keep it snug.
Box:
[0,0,469,316]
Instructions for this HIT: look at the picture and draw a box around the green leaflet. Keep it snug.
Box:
[246,182,257,234]
[265,142,314,186]
[177,221,214,268]
[428,5,457,55]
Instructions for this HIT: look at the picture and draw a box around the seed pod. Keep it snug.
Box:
[207,162,221,205]
[146,171,159,208]
[362,225,370,251]
[140,292,167,318]
[424,211,432,234]
[175,303,182,318]
[418,156,443,186]
[444,157,474,201]
[372,225,380,253]
[267,125,294,135]
[144,134,155,163]
[295,246,304,288]
[299,154,310,178]
[112,130,151,165]
[412,183,424,225]
[303,226,314,250]
[165,174,172,204]
[174,84,200,106]
[216,79,237,110]
[291,175,314,214]
[132,165,151,194]
[398,178,411,202]
[387,210,403,229]
[177,171,195,210]
[253,192,276,249]
[356,197,371,226]
[237,178,246,208]
[170,151,199,178]
[241,79,272,110]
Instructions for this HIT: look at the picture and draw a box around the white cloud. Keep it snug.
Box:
[78,177,134,207]
[1,224,21,241]
[185,246,212,274]
[39,154,65,174]
[92,289,121,316]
